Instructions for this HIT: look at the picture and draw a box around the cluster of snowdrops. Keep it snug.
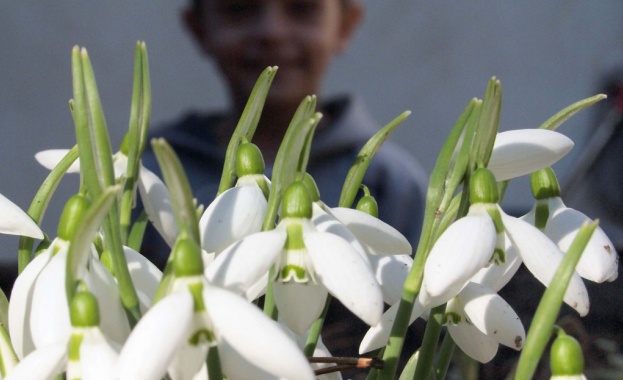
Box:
[0,43,617,380]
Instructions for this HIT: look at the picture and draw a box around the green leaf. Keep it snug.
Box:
[217,67,278,194]
[339,110,410,208]
[515,221,597,380]
[151,138,200,243]
[65,186,120,302]
[539,93,607,131]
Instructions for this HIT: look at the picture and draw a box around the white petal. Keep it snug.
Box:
[205,231,285,295]
[167,314,209,380]
[368,254,413,305]
[30,249,71,349]
[204,286,315,380]
[545,198,618,283]
[124,246,163,312]
[4,343,67,380]
[85,258,131,344]
[470,235,522,292]
[80,328,120,380]
[311,204,369,264]
[273,282,328,335]
[488,129,573,181]
[330,207,412,255]
[199,185,267,254]
[138,166,178,247]
[359,300,425,354]
[118,291,194,380]
[502,212,590,316]
[219,340,283,380]
[459,283,525,350]
[421,214,496,307]
[0,193,43,239]
[448,321,498,363]
[305,231,383,326]
[9,249,52,359]
[35,149,80,173]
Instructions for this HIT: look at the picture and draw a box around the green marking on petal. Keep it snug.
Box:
[285,222,305,251]
[188,281,206,312]
[534,200,550,230]
[491,247,506,265]
[189,328,216,346]
[280,264,308,283]
[68,332,84,361]
[443,312,462,325]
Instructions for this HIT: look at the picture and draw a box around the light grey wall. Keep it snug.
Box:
[1,2,622,260]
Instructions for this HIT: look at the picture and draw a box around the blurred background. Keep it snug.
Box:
[1,1,623,263]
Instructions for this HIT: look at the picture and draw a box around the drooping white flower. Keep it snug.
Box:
[443,282,525,363]
[118,238,315,380]
[8,237,130,359]
[199,142,270,255]
[5,291,119,380]
[523,167,618,283]
[488,129,573,181]
[206,181,383,335]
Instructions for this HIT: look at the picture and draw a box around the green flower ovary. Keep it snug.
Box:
[470,167,499,205]
[530,167,561,200]
[235,142,265,177]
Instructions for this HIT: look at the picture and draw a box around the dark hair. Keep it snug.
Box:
[191,0,352,17]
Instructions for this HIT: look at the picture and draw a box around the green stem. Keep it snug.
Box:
[412,304,446,379]
[304,295,331,356]
[18,146,78,273]
[434,331,456,380]
[207,347,224,380]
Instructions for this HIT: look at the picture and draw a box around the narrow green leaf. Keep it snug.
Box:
[539,94,607,131]
[151,138,200,243]
[217,67,278,194]
[65,186,120,302]
[515,221,597,380]
[339,111,410,208]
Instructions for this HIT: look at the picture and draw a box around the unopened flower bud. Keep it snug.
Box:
[173,237,204,277]
[470,167,499,204]
[530,167,561,200]
[281,182,312,219]
[550,331,585,379]
[58,193,91,241]
[356,185,378,218]
[235,142,265,178]
[70,291,100,327]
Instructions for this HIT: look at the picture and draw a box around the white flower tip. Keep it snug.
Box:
[35,149,80,173]
[488,129,573,181]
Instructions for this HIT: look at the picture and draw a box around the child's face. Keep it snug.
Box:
[189,0,361,107]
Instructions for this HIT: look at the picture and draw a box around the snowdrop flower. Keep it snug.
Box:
[35,147,179,246]
[488,129,573,181]
[118,237,314,380]
[206,181,383,335]
[419,168,501,308]
[6,291,119,380]
[523,167,618,283]
[8,194,130,359]
[443,282,525,363]
[199,142,269,255]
